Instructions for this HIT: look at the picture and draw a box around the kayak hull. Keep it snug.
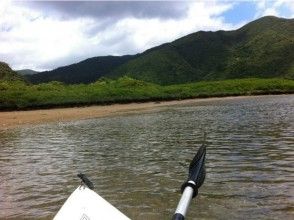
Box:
[54,186,130,220]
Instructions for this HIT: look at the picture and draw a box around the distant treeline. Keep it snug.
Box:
[0,77,293,111]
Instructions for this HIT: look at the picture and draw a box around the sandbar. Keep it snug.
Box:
[0,95,287,130]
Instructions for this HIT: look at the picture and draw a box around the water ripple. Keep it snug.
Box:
[0,95,293,219]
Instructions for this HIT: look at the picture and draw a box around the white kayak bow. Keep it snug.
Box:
[54,186,130,220]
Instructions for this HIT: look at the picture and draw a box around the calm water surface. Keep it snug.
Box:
[0,95,293,220]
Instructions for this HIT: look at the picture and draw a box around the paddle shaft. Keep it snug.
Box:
[172,184,194,220]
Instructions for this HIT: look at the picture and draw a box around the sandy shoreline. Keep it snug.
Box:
[0,95,289,130]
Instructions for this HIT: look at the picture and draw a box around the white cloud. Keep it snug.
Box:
[0,1,94,70]
[254,0,294,17]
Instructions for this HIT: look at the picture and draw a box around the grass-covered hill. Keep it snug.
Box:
[27,55,134,84]
[0,62,23,81]
[26,16,294,85]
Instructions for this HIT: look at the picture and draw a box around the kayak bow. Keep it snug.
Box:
[54,177,130,220]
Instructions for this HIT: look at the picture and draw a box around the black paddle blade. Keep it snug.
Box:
[188,144,206,189]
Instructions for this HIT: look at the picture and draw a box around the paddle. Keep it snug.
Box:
[172,143,206,220]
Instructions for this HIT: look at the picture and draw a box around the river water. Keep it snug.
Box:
[0,95,293,220]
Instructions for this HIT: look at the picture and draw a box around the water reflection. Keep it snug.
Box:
[0,95,293,219]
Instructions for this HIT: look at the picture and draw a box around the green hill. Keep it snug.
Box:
[27,55,135,84]
[27,16,294,85]
[0,62,23,81]
[113,16,294,84]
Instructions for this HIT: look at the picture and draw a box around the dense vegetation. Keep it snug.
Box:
[26,16,294,85]
[1,77,293,110]
[0,62,23,81]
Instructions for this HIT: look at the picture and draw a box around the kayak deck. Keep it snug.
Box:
[54,186,130,220]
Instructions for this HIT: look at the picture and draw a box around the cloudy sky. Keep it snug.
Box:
[0,0,293,71]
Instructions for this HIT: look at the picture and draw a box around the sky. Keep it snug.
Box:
[0,0,293,71]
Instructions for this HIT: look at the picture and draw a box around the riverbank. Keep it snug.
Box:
[1,78,294,111]
[0,94,292,129]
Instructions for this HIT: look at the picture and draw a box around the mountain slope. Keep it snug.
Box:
[27,16,294,85]
[0,62,23,81]
[17,69,39,75]
[27,55,134,84]
[113,16,294,84]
